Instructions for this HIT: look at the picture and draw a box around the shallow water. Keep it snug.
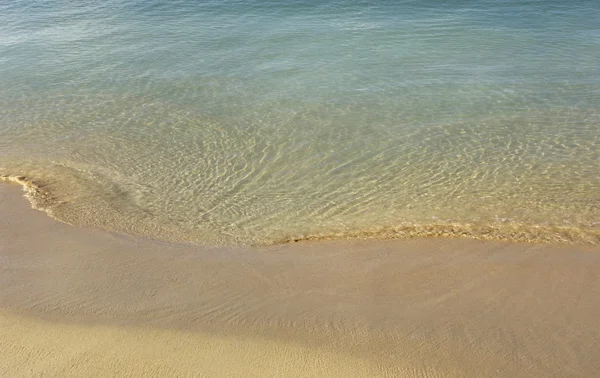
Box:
[1,0,599,245]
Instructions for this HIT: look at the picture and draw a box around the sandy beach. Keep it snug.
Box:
[1,182,600,377]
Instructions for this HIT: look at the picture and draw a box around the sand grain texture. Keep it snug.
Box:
[1,183,600,377]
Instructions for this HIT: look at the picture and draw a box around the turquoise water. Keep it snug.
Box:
[1,0,599,245]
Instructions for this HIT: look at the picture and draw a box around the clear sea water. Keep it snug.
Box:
[1,0,599,246]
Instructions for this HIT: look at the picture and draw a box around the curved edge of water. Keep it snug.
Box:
[2,172,599,248]
[272,222,600,247]
[0,174,66,221]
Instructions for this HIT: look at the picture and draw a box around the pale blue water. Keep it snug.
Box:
[1,0,599,245]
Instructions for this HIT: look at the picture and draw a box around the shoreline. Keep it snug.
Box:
[2,173,599,248]
[2,182,600,376]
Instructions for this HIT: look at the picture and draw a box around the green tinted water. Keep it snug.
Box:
[1,1,599,245]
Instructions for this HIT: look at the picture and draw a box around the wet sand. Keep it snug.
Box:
[1,183,600,377]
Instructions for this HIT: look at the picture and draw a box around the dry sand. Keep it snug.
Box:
[1,183,600,377]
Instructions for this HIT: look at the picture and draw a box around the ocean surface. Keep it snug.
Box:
[1,0,599,246]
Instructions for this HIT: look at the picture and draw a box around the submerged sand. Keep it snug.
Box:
[1,183,600,377]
